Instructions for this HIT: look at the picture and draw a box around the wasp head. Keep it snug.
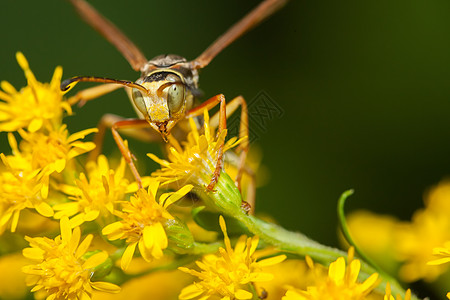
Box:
[130,55,199,141]
[131,71,188,140]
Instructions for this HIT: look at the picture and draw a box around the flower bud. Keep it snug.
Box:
[165,218,195,254]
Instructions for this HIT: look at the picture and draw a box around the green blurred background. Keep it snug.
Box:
[1,0,450,249]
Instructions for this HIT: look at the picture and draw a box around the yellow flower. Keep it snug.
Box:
[424,179,450,215]
[92,266,192,300]
[343,210,399,274]
[12,125,97,198]
[178,215,286,300]
[54,155,145,227]
[18,125,97,177]
[0,52,71,133]
[395,209,450,282]
[283,248,379,300]
[148,109,244,188]
[0,152,53,234]
[253,259,314,300]
[384,283,411,300]
[102,179,193,271]
[428,241,450,266]
[0,121,95,233]
[22,217,120,300]
[348,180,450,282]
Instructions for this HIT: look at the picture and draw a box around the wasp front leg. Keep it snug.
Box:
[185,94,227,192]
[110,119,154,189]
[88,114,161,161]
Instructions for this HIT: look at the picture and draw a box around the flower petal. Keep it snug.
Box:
[235,289,253,299]
[60,217,72,243]
[83,251,108,269]
[257,255,287,267]
[90,281,121,293]
[35,202,54,217]
[162,184,193,208]
[179,284,204,300]
[76,234,93,258]
[121,242,137,271]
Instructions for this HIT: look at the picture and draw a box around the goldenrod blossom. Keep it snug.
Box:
[428,241,450,266]
[178,215,286,300]
[0,110,96,233]
[102,179,193,270]
[148,109,245,188]
[394,181,450,282]
[424,179,450,215]
[17,125,97,177]
[384,283,411,300]
[253,259,314,299]
[12,125,97,198]
[54,155,144,227]
[0,52,71,133]
[22,217,120,299]
[0,152,53,233]
[343,211,400,275]
[395,208,450,282]
[348,180,450,283]
[283,248,379,300]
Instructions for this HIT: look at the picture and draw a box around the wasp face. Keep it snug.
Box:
[131,71,187,140]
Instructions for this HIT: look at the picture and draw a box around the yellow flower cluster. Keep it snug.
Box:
[149,110,244,188]
[346,180,450,284]
[0,53,214,300]
[22,217,121,299]
[0,53,71,133]
[102,182,193,271]
[0,53,284,300]
[384,283,411,300]
[283,248,379,300]
[0,53,415,300]
[54,154,143,228]
[179,215,286,300]
[0,53,96,234]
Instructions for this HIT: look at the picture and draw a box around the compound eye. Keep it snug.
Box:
[132,88,147,114]
[167,83,185,115]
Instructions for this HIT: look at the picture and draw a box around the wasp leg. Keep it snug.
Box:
[66,84,122,106]
[185,94,227,192]
[209,96,249,190]
[88,114,160,161]
[108,119,155,189]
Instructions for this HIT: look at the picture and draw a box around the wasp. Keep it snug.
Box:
[61,0,287,208]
